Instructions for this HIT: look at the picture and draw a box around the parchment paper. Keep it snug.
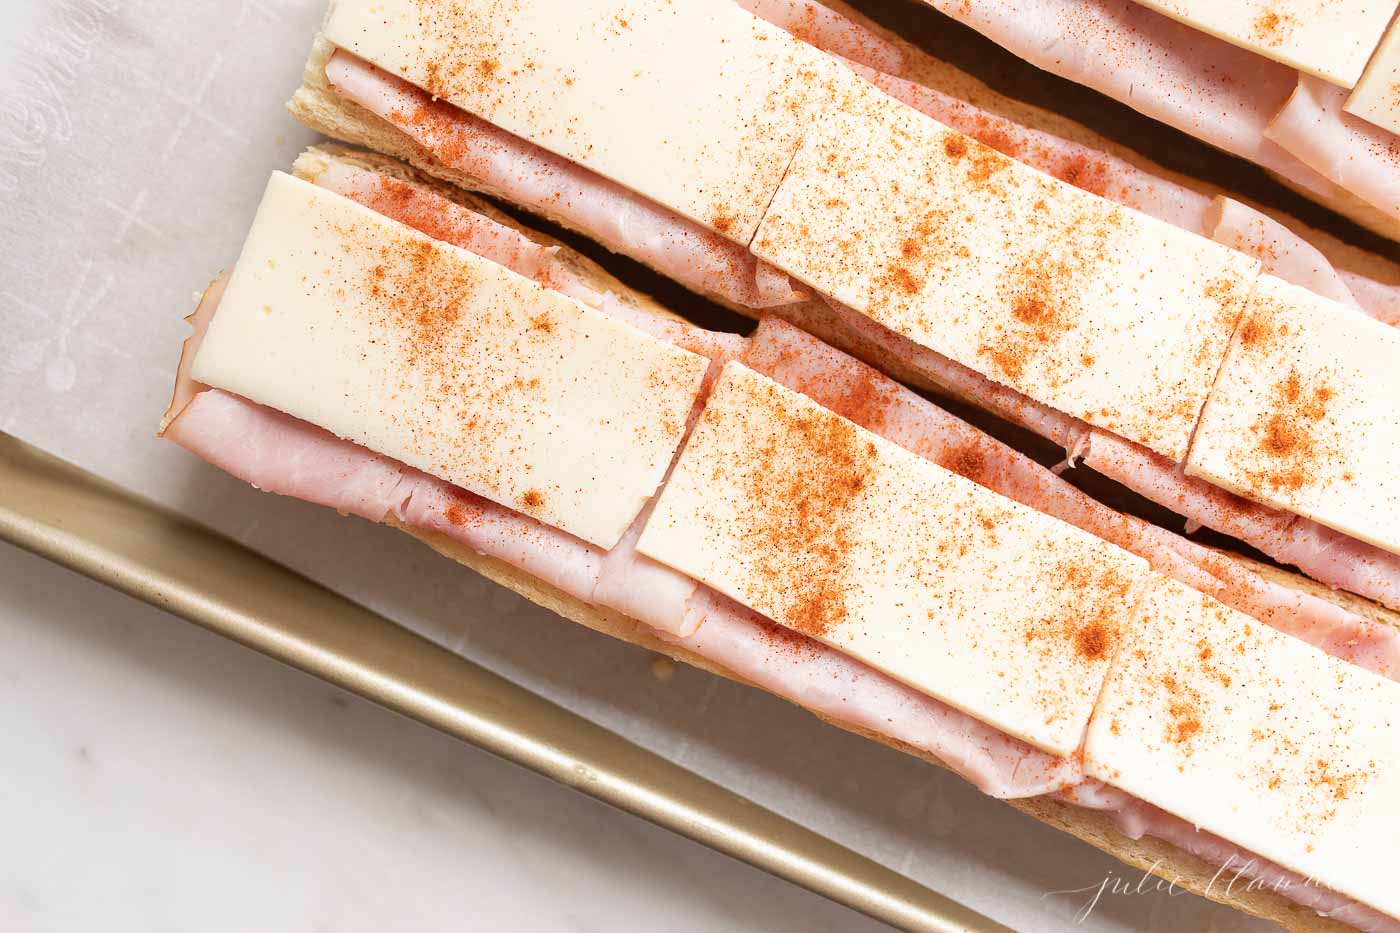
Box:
[0,3,1275,930]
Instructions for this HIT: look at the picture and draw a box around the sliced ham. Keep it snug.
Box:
[164,390,607,602]
[305,158,558,278]
[1081,429,1400,615]
[916,0,1400,226]
[779,294,1400,615]
[163,280,1070,800]
[668,587,1081,797]
[594,498,702,639]
[1342,272,1400,327]
[168,374,1078,797]
[783,17,1399,322]
[323,52,807,312]
[734,0,905,74]
[301,151,749,364]
[1265,75,1400,224]
[1205,196,1361,309]
[917,0,1336,196]
[169,372,1390,921]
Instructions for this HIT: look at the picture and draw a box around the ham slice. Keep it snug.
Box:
[1343,272,1400,327]
[167,382,1077,797]
[850,63,1214,233]
[306,157,560,278]
[323,53,807,312]
[1080,429,1400,615]
[917,0,1337,196]
[918,0,1400,226]
[165,390,608,602]
[166,373,1397,920]
[734,0,905,74]
[1205,196,1361,309]
[1266,75,1400,224]
[668,587,1080,796]
[777,294,1400,615]
[164,363,1387,925]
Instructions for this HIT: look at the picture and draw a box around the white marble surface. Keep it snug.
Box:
[0,543,890,933]
[0,0,1276,930]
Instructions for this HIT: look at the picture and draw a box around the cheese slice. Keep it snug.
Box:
[637,362,1157,757]
[193,172,708,549]
[1345,18,1400,134]
[1131,0,1397,87]
[321,0,857,245]
[1085,575,1400,920]
[752,100,1260,462]
[1185,273,1400,556]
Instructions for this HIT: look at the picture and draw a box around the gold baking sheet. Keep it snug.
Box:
[0,431,1009,933]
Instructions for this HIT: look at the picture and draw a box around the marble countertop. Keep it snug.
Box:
[0,543,888,933]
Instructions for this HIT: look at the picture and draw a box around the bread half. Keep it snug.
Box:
[262,143,1393,931]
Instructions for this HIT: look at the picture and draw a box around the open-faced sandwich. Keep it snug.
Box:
[164,1,1400,928]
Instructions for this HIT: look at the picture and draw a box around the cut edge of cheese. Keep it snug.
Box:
[192,171,709,549]
[637,360,1157,758]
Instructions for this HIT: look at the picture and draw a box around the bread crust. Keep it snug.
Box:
[277,142,1396,930]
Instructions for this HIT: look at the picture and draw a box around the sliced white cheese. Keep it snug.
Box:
[637,362,1157,757]
[1132,0,1396,87]
[752,100,1260,462]
[1345,18,1400,134]
[1085,575,1400,920]
[1185,273,1400,556]
[193,172,708,549]
[322,0,855,245]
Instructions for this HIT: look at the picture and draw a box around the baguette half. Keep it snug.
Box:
[264,144,1392,932]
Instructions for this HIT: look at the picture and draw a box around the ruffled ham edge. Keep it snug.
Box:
[922,0,1400,229]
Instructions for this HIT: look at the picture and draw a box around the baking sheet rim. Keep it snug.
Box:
[0,431,1007,933]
